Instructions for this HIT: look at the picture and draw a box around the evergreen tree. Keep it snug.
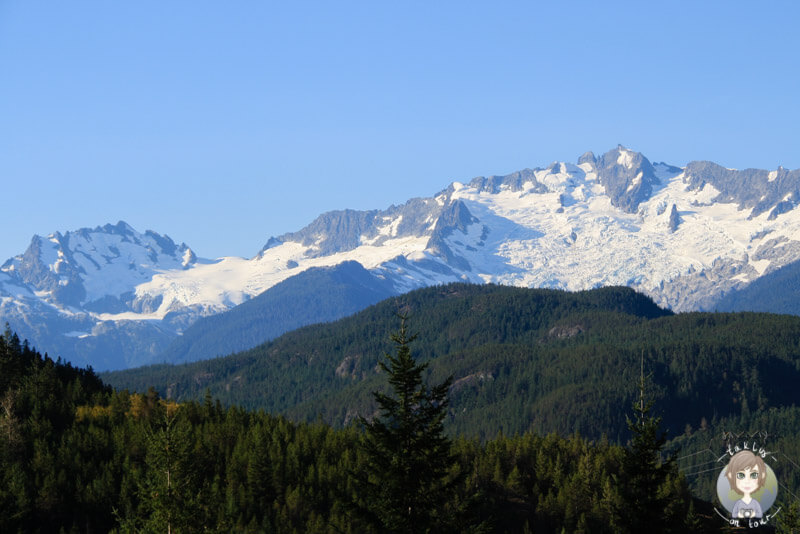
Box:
[613,357,690,533]
[0,324,24,395]
[120,408,209,533]
[356,315,456,533]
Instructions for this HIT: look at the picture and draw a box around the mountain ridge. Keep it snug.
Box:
[4,145,800,369]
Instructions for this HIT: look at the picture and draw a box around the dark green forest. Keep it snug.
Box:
[106,284,800,443]
[0,324,718,533]
[5,283,800,532]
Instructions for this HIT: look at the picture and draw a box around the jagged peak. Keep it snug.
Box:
[593,147,659,213]
[101,220,136,235]
[577,151,597,167]
[599,145,646,167]
[461,168,541,195]
[684,160,800,217]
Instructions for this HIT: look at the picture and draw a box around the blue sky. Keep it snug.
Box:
[1,2,799,262]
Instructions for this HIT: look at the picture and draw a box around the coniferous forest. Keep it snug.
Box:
[3,283,800,532]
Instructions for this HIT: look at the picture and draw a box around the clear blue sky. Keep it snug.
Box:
[2,1,799,262]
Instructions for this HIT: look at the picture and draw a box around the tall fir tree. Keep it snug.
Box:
[612,356,692,533]
[355,315,456,534]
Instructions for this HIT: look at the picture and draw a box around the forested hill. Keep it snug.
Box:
[0,326,719,532]
[104,283,800,442]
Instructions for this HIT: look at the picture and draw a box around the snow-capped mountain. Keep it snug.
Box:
[3,146,800,370]
[4,221,197,313]
[0,222,206,369]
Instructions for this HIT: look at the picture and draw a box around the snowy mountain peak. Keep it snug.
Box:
[260,196,449,260]
[595,146,660,213]
[1,221,198,311]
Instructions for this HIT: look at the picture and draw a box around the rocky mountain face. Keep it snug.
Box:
[683,161,800,219]
[2,146,800,370]
[594,145,661,213]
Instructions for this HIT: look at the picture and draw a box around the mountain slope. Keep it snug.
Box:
[102,283,800,442]
[714,257,800,314]
[158,261,397,364]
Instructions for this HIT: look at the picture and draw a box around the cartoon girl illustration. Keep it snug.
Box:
[725,450,767,519]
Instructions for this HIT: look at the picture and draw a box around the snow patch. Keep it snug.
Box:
[182,248,194,267]
[617,149,635,169]
[380,216,403,238]
[750,259,771,276]
[626,172,643,192]
[64,331,92,339]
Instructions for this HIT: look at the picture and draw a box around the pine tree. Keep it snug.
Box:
[356,315,456,533]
